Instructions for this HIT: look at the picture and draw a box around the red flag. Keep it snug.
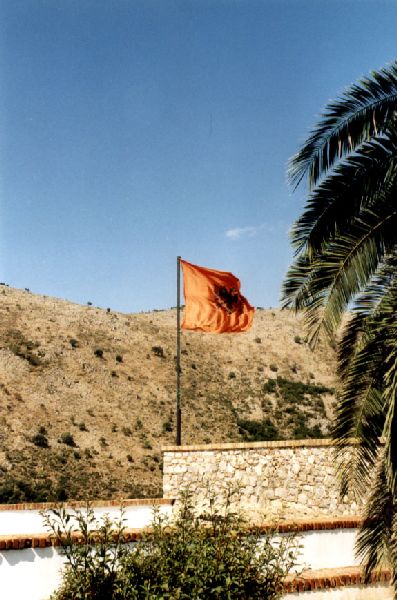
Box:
[180,259,255,333]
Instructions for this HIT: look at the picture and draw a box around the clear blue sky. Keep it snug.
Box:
[1,0,397,312]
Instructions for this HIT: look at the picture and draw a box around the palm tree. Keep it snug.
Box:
[282,61,397,589]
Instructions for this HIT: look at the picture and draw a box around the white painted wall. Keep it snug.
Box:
[295,529,359,570]
[0,524,366,600]
[0,501,174,600]
[1,546,65,600]
[282,528,391,599]
[0,502,173,535]
[1,541,391,600]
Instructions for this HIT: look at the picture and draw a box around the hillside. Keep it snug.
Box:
[0,285,338,503]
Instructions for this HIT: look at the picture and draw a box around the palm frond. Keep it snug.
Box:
[335,391,383,499]
[355,457,393,581]
[281,252,313,310]
[285,60,397,593]
[338,255,397,378]
[285,204,397,344]
[382,329,397,495]
[290,133,397,256]
[337,312,365,379]
[335,287,397,541]
[288,61,397,189]
[333,333,385,497]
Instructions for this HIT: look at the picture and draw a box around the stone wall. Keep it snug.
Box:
[162,439,367,519]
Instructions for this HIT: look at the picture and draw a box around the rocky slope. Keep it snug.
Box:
[0,285,337,502]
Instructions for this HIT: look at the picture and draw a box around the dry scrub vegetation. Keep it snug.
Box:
[0,285,337,503]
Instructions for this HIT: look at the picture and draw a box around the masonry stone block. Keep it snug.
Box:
[162,440,373,519]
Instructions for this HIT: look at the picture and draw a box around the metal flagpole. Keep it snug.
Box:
[176,256,182,446]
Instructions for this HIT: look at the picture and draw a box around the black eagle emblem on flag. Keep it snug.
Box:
[214,286,244,314]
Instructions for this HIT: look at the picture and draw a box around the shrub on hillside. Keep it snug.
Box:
[238,418,281,442]
[162,420,173,433]
[151,345,165,358]
[262,377,332,406]
[26,353,42,366]
[45,489,299,600]
[0,475,55,503]
[263,378,277,393]
[31,432,49,448]
[291,412,325,440]
[31,425,49,448]
[59,432,76,447]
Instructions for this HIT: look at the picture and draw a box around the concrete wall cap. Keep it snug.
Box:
[162,438,385,453]
[0,497,175,512]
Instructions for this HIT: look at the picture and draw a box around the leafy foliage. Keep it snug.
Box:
[238,418,281,441]
[0,475,56,503]
[270,377,331,404]
[283,60,397,585]
[151,345,165,358]
[248,377,331,441]
[6,330,43,366]
[288,62,397,190]
[46,490,299,600]
[31,432,49,448]
[59,432,77,447]
[45,505,128,600]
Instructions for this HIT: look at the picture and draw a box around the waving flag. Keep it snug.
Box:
[180,259,255,333]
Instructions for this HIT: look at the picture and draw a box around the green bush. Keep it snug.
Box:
[31,432,49,448]
[59,432,76,447]
[0,475,55,503]
[291,412,325,439]
[26,353,42,366]
[31,425,49,447]
[162,420,173,433]
[274,377,332,404]
[152,345,165,358]
[46,490,299,600]
[263,378,277,393]
[238,418,281,442]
